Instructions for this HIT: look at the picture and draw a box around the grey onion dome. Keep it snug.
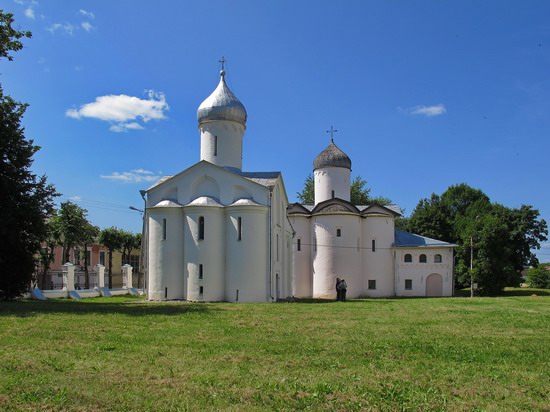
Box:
[197,70,247,126]
[313,140,352,170]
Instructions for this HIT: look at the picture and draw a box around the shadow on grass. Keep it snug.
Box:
[0,298,214,317]
[455,287,550,297]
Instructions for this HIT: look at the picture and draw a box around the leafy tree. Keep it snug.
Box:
[120,231,141,265]
[405,183,548,295]
[0,12,57,299]
[525,265,550,289]
[98,227,124,288]
[58,202,90,264]
[296,175,391,205]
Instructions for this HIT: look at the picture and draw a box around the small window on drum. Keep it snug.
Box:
[419,254,427,263]
[199,264,203,280]
[198,216,205,240]
[404,254,412,263]
[434,254,442,263]
[297,239,301,251]
[336,228,342,237]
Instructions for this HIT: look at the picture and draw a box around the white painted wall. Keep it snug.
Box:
[200,121,245,171]
[184,205,225,302]
[147,206,185,300]
[290,215,312,297]
[362,214,395,297]
[314,167,350,204]
[395,248,454,296]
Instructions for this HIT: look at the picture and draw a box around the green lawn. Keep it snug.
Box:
[1,290,549,411]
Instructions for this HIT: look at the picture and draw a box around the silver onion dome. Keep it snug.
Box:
[313,140,352,170]
[197,70,247,126]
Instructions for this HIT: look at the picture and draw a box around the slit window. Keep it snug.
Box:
[336,228,342,237]
[419,254,427,263]
[214,136,218,156]
[331,190,335,199]
[276,234,279,261]
[297,239,301,251]
[199,264,203,279]
[198,216,205,240]
[434,254,442,263]
[405,279,412,290]
[199,286,204,295]
[237,217,242,241]
[162,218,167,240]
[372,239,376,252]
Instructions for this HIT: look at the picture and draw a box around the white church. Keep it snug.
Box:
[143,65,455,302]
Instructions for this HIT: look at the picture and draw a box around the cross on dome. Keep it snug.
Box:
[326,125,338,142]
[219,56,226,76]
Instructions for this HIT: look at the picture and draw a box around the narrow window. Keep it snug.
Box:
[198,216,205,240]
[404,254,412,263]
[199,264,203,279]
[164,287,167,298]
[162,218,167,240]
[297,239,301,251]
[331,190,335,199]
[434,254,442,263]
[372,239,376,252]
[405,279,412,290]
[276,234,279,261]
[214,136,218,156]
[336,228,342,237]
[419,254,427,263]
[99,251,105,266]
[237,217,242,241]
[199,286,204,295]
[368,280,376,290]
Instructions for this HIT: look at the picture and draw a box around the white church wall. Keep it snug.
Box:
[395,248,454,297]
[200,121,245,171]
[224,205,269,302]
[147,207,185,300]
[314,167,350,204]
[270,182,293,300]
[290,215,312,298]
[184,205,225,302]
[362,215,395,297]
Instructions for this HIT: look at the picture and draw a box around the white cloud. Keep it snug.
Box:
[79,9,95,19]
[68,195,82,202]
[24,7,35,19]
[66,91,169,132]
[47,22,75,35]
[109,122,144,133]
[81,21,94,32]
[406,104,447,117]
[101,169,161,184]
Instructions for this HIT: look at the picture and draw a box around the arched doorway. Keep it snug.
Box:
[426,273,443,297]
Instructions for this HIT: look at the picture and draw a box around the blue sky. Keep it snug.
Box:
[3,1,550,260]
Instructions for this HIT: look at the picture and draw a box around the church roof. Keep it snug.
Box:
[187,196,223,207]
[241,171,281,188]
[197,70,247,126]
[313,141,352,170]
[394,230,456,247]
[288,202,402,216]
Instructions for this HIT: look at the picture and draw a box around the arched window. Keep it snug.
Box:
[419,254,427,263]
[434,254,442,263]
[404,254,412,263]
[198,216,205,240]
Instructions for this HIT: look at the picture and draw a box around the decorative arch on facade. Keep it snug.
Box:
[232,185,252,202]
[191,175,220,201]
[426,273,443,297]
[419,254,427,263]
[161,186,178,202]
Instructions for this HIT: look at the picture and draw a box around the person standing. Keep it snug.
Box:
[338,278,348,302]
[335,278,341,301]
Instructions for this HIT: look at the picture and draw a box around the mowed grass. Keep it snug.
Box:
[0,290,549,411]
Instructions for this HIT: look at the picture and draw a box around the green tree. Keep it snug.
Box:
[0,12,57,299]
[405,183,547,295]
[98,227,124,289]
[120,231,141,265]
[525,265,550,289]
[81,223,99,289]
[58,202,90,264]
[296,175,391,205]
[36,211,62,290]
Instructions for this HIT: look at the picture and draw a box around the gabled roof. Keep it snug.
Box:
[359,204,402,216]
[240,171,281,188]
[288,202,402,216]
[311,198,359,215]
[394,230,456,248]
[287,203,313,215]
